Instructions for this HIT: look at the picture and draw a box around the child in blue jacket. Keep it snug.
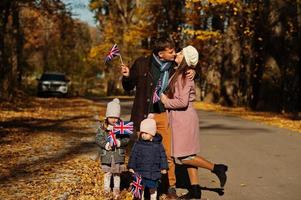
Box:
[128,114,168,200]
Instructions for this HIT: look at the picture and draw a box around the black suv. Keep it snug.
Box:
[37,72,69,97]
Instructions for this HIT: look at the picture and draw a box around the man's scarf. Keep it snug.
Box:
[152,54,173,103]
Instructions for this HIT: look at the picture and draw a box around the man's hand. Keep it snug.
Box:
[129,169,135,174]
[186,69,196,80]
[160,93,168,105]
[161,169,167,174]
[120,64,130,77]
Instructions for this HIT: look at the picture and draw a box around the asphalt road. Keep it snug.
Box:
[194,110,301,200]
[115,100,301,200]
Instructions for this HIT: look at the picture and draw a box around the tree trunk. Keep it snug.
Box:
[15,3,23,89]
[0,0,22,100]
[219,17,241,107]
[294,0,301,118]
[0,1,11,100]
[250,1,270,110]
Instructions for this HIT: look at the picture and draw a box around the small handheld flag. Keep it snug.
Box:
[130,173,143,199]
[107,131,117,147]
[113,121,134,135]
[105,44,124,64]
[152,79,162,103]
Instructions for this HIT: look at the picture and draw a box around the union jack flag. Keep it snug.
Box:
[130,173,143,199]
[113,121,133,135]
[107,131,117,146]
[152,79,162,103]
[105,44,120,63]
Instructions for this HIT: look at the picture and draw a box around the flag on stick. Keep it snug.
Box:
[105,44,123,64]
[113,121,134,135]
[152,79,162,103]
[130,173,143,199]
[107,131,117,147]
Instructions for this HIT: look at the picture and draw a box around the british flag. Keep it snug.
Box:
[152,79,162,103]
[113,121,134,135]
[107,131,117,146]
[105,44,120,63]
[130,173,143,199]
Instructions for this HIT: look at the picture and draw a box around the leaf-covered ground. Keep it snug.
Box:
[0,97,132,200]
[1,97,299,200]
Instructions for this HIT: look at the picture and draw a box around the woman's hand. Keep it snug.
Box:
[120,64,130,77]
[160,93,168,105]
[129,169,135,174]
[161,169,167,174]
[186,69,196,80]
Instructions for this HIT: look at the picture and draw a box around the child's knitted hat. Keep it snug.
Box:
[140,114,156,136]
[106,98,121,118]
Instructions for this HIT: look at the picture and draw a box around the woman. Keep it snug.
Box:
[160,45,228,199]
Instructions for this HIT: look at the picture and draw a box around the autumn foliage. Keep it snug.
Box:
[1,0,300,112]
[0,98,135,199]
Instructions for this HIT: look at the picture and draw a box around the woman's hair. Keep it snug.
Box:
[166,59,190,98]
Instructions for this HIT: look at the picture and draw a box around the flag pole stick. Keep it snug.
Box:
[119,54,124,65]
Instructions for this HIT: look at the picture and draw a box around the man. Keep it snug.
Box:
[120,36,195,198]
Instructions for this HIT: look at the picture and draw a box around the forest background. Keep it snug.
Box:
[1,0,300,116]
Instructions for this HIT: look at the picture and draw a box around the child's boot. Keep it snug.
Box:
[103,172,112,193]
[150,190,157,200]
[113,188,120,199]
[113,174,120,199]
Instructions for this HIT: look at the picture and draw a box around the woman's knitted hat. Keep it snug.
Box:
[182,45,199,67]
[140,114,156,136]
[106,98,121,118]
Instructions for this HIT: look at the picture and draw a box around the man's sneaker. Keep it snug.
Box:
[179,185,202,199]
[166,186,178,199]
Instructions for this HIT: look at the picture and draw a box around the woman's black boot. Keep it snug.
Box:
[212,164,228,188]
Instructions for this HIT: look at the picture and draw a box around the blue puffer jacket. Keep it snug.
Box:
[128,134,168,180]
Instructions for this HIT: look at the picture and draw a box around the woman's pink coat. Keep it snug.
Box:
[164,75,200,158]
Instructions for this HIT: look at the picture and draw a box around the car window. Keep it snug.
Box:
[41,74,66,81]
